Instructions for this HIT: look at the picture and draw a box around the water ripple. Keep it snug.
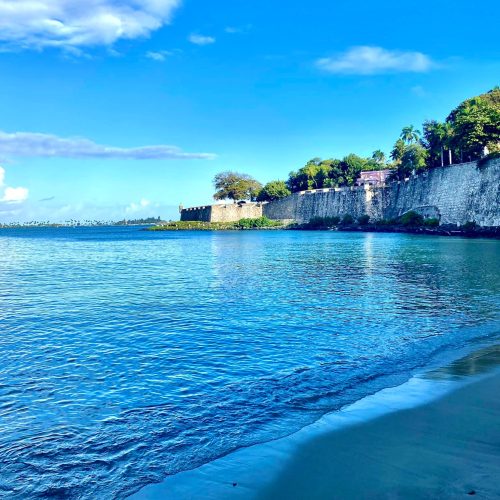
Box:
[0,227,498,498]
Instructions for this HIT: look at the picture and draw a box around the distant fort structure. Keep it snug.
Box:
[180,159,500,228]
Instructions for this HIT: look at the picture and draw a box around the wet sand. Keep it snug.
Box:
[131,345,500,499]
[261,370,500,499]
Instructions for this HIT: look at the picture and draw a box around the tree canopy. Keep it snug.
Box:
[256,180,291,202]
[446,87,500,160]
[211,88,498,200]
[286,153,388,192]
[213,172,262,202]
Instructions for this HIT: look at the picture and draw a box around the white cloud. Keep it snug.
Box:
[0,0,181,51]
[146,49,173,61]
[0,166,29,204]
[1,186,29,203]
[126,198,152,214]
[0,131,216,160]
[0,199,180,224]
[316,46,434,75]
[188,33,215,46]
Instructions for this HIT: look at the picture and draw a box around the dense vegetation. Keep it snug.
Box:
[212,88,499,201]
[148,217,283,231]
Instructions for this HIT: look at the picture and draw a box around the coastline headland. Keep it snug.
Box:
[181,158,500,228]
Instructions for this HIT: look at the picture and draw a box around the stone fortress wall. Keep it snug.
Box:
[181,159,500,227]
[181,202,264,223]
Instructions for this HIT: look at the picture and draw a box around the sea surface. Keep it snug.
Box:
[0,227,499,499]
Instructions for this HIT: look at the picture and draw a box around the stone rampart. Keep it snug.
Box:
[181,203,264,222]
[263,159,499,227]
[180,205,212,222]
[382,160,499,226]
[210,203,263,222]
[181,160,499,227]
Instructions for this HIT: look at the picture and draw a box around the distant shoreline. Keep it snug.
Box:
[0,223,158,229]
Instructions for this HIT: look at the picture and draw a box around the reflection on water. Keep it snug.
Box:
[0,227,498,499]
[424,344,500,380]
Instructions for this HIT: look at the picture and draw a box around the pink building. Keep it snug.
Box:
[356,169,392,186]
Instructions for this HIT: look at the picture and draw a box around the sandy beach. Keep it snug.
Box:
[261,368,500,499]
[132,345,500,499]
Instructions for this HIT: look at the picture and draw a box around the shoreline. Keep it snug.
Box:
[261,368,500,499]
[296,224,500,239]
[1,223,498,239]
[146,225,500,238]
[130,343,500,499]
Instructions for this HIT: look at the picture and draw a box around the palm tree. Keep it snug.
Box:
[372,150,386,164]
[390,139,406,163]
[427,121,446,167]
[400,125,421,144]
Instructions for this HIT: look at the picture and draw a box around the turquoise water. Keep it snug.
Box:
[0,227,499,498]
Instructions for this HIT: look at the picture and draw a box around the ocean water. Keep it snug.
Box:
[0,227,498,499]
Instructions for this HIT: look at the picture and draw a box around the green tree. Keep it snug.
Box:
[256,180,291,202]
[390,138,406,164]
[371,149,386,165]
[213,171,262,202]
[422,120,446,167]
[303,160,321,188]
[397,143,428,179]
[400,125,421,144]
[339,154,368,185]
[446,88,500,161]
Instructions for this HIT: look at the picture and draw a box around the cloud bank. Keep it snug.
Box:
[0,166,29,204]
[126,198,152,214]
[0,131,216,160]
[316,46,434,75]
[0,0,181,51]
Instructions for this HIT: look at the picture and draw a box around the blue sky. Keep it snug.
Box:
[0,0,498,222]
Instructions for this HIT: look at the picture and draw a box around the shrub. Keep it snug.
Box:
[423,218,440,228]
[400,211,424,226]
[461,221,477,231]
[341,214,355,225]
[256,180,291,201]
[236,216,280,229]
[357,214,370,225]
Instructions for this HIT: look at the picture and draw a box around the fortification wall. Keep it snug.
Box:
[263,186,385,223]
[383,160,499,226]
[210,203,263,222]
[181,160,499,227]
[180,205,212,222]
[263,159,499,227]
[181,203,264,222]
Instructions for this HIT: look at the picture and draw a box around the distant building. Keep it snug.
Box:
[356,169,392,186]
